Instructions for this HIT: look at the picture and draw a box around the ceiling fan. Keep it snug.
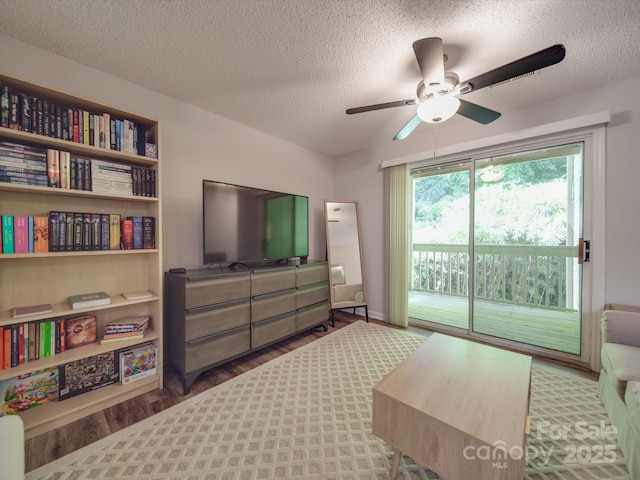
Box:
[346,38,566,140]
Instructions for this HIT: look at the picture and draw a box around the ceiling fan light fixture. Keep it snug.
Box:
[417,95,461,123]
[480,166,504,182]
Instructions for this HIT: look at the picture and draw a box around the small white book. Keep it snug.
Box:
[122,291,153,300]
[68,292,111,310]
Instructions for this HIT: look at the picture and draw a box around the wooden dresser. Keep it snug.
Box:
[164,261,329,393]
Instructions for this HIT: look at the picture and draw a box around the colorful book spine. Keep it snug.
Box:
[65,212,74,252]
[142,216,155,249]
[18,323,25,364]
[57,211,66,252]
[0,83,9,128]
[2,215,14,254]
[121,219,133,250]
[28,322,36,361]
[128,216,143,249]
[10,325,18,367]
[48,211,59,252]
[8,92,19,130]
[39,321,46,359]
[46,149,60,187]
[100,213,110,250]
[110,214,121,250]
[44,321,51,358]
[59,150,71,189]
[73,213,83,251]
[28,215,34,253]
[13,215,29,253]
[4,327,12,369]
[82,213,92,250]
[33,216,49,253]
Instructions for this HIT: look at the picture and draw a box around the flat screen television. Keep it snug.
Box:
[202,179,309,266]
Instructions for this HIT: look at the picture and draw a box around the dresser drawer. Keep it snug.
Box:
[251,312,296,349]
[185,325,250,373]
[185,272,250,309]
[296,282,329,309]
[251,288,297,323]
[297,301,329,330]
[296,263,328,287]
[185,298,250,342]
[251,267,296,296]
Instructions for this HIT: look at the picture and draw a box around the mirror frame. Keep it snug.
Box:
[324,200,368,324]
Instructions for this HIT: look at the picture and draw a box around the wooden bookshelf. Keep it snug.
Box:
[20,375,159,439]
[0,71,163,439]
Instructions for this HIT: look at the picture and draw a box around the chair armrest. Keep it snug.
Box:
[0,415,24,479]
[602,309,640,348]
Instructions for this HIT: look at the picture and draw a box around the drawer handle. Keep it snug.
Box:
[187,298,248,314]
[252,267,295,274]
[187,325,248,345]
[187,271,249,281]
[252,289,296,301]
[252,312,296,326]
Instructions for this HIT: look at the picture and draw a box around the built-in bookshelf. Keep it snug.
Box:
[0,71,162,439]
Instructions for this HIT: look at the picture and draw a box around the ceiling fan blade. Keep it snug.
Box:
[457,99,501,124]
[393,114,422,141]
[346,99,416,114]
[462,44,566,92]
[412,37,445,87]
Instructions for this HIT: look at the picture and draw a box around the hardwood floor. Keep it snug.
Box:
[24,312,362,473]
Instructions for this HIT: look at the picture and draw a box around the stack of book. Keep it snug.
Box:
[90,159,132,196]
[101,316,149,344]
[0,140,48,186]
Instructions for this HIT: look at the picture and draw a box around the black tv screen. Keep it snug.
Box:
[202,179,309,265]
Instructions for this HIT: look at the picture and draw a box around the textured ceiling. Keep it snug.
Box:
[1,0,640,158]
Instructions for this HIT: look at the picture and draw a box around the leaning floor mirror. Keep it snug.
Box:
[324,200,368,326]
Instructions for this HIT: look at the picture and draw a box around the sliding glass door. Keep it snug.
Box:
[409,142,584,358]
[472,144,583,355]
[411,163,470,330]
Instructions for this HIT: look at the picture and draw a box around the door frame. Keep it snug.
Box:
[407,123,606,370]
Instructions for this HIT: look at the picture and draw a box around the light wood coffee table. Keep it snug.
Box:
[373,333,532,480]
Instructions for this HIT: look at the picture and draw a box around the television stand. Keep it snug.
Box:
[165,260,330,394]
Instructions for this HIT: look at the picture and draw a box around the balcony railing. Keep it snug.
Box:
[412,243,579,311]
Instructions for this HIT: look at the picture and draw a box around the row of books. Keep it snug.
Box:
[0,316,83,370]
[1,310,152,370]
[0,213,156,253]
[0,81,155,156]
[0,342,157,412]
[0,140,156,197]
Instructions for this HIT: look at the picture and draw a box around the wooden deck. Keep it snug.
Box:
[408,291,581,354]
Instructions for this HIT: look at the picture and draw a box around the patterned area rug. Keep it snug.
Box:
[27,321,630,480]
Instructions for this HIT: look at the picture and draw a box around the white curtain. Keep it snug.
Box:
[384,163,409,327]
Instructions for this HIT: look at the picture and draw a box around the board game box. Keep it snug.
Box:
[58,351,119,400]
[120,342,157,385]
[1,367,59,415]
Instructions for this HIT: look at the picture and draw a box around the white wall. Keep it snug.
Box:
[334,76,640,319]
[4,33,639,321]
[0,34,334,270]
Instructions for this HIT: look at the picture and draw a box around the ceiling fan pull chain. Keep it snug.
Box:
[433,123,438,158]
